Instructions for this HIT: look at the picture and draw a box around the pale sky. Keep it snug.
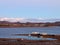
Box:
[0,0,60,19]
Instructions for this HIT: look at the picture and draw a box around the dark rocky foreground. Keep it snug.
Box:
[0,34,60,45]
[0,38,60,45]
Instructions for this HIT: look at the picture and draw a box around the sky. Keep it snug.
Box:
[0,0,60,19]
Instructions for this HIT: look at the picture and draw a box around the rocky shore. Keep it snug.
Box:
[14,34,60,40]
[0,34,60,45]
[0,38,59,45]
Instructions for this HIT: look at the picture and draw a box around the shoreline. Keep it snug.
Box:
[0,34,60,45]
[0,38,60,45]
[0,26,59,28]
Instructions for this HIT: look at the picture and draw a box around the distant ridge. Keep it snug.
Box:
[0,18,60,23]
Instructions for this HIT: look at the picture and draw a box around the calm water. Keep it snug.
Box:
[0,27,60,40]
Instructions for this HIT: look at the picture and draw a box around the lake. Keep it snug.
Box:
[0,27,60,40]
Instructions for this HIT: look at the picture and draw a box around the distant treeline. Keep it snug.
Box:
[0,21,60,27]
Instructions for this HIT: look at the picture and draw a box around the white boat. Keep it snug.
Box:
[32,32,40,34]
